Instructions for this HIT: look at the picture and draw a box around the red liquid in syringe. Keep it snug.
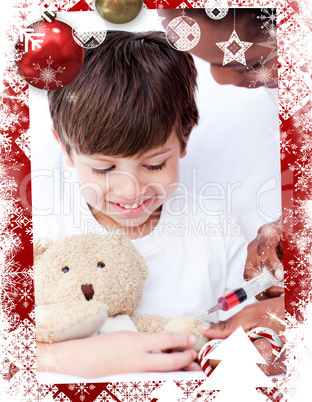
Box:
[217,287,248,311]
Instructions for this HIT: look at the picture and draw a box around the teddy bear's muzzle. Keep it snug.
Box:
[81,284,94,301]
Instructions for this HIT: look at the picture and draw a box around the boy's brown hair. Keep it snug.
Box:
[48,30,199,157]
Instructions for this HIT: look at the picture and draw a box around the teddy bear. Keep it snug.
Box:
[34,231,208,351]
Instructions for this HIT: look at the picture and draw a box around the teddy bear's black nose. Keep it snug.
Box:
[81,284,94,301]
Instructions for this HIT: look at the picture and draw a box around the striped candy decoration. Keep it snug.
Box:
[247,327,283,358]
[199,327,282,374]
[198,327,283,401]
[198,338,223,377]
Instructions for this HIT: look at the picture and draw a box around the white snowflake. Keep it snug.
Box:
[15,129,30,159]
[263,306,284,327]
[258,253,268,267]
[292,255,310,277]
[299,277,311,289]
[2,88,29,107]
[0,258,31,307]
[278,304,312,400]
[289,161,312,195]
[32,56,65,90]
[257,339,276,365]
[0,100,22,132]
[36,344,65,373]
[258,8,276,33]
[0,176,17,197]
[279,129,297,159]
[266,126,280,147]
[0,230,22,261]
[31,20,50,35]
[65,384,98,401]
[296,171,312,193]
[66,91,78,103]
[256,220,283,247]
[244,260,262,277]
[0,133,12,153]
[248,56,278,88]
[1,319,36,382]
[301,134,312,162]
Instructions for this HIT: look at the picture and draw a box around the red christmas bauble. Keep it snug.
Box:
[15,19,84,90]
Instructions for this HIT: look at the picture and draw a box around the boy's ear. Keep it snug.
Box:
[180,122,195,159]
[180,148,187,159]
[51,127,65,151]
[51,127,74,168]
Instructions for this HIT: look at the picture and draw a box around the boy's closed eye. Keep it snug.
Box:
[144,160,167,171]
[91,160,168,175]
[92,166,115,175]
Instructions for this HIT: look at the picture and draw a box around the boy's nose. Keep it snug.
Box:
[112,171,141,200]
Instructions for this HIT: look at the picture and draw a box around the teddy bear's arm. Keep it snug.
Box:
[100,315,138,334]
[132,315,209,352]
[164,316,209,351]
[35,301,108,343]
[131,314,170,333]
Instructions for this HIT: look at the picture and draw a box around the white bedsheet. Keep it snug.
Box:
[36,370,206,384]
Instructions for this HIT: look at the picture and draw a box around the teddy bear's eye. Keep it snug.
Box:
[62,266,70,273]
[97,262,105,268]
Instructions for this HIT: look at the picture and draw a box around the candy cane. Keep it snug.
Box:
[198,339,223,377]
[258,386,283,402]
[247,327,283,358]
[199,327,282,382]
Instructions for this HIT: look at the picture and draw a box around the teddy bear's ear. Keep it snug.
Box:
[33,238,55,260]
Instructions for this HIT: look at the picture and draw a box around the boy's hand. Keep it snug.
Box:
[245,219,284,300]
[199,298,285,376]
[37,331,198,378]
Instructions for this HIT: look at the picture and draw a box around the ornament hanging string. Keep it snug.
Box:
[215,8,253,66]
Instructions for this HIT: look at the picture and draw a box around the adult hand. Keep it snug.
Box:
[245,219,284,300]
[199,297,286,376]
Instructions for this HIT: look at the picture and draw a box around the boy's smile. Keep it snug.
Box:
[65,131,187,238]
[109,197,153,217]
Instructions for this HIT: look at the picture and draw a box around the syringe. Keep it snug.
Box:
[203,268,284,316]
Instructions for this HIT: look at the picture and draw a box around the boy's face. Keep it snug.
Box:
[65,131,186,236]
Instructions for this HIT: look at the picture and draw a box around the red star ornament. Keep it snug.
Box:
[216,30,253,66]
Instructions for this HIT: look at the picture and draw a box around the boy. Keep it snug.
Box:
[35,31,247,377]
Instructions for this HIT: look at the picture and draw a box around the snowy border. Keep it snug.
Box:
[1,0,311,401]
